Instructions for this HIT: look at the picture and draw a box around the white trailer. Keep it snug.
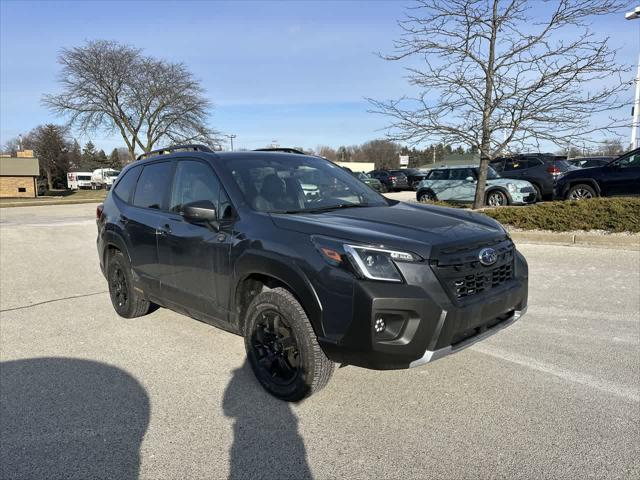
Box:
[67,172,93,190]
[91,168,121,190]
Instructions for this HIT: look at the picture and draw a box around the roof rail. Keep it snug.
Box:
[253,148,306,155]
[137,144,214,161]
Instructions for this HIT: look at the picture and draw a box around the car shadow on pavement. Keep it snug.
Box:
[223,360,313,480]
[1,357,149,480]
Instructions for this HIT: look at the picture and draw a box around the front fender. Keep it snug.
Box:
[232,251,323,336]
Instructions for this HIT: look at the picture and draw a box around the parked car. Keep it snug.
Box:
[368,169,410,191]
[394,168,430,190]
[416,165,537,206]
[567,156,616,169]
[96,145,528,401]
[554,148,640,200]
[490,154,576,201]
[349,171,384,192]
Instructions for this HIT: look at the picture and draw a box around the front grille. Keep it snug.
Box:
[452,263,513,298]
[520,186,534,193]
[431,238,515,301]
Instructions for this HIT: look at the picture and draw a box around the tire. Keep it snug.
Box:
[486,189,509,207]
[531,184,543,202]
[243,287,334,401]
[566,183,596,201]
[107,250,150,318]
[417,190,437,203]
[380,184,388,194]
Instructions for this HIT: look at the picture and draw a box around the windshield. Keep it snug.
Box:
[356,172,369,180]
[226,155,388,213]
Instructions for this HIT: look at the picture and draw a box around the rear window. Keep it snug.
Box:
[133,162,173,210]
[113,165,142,203]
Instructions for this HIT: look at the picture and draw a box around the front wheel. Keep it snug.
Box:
[379,184,388,193]
[566,184,596,200]
[417,190,437,203]
[244,288,334,401]
[486,190,509,207]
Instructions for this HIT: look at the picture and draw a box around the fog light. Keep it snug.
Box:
[374,317,386,333]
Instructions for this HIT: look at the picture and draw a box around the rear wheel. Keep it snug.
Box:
[379,184,388,193]
[566,184,596,200]
[107,250,150,318]
[486,190,508,207]
[244,287,334,401]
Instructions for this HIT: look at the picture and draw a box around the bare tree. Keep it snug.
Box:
[43,40,218,161]
[29,125,71,190]
[317,145,338,161]
[369,0,628,208]
[359,139,401,169]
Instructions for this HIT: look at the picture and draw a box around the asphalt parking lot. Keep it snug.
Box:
[1,203,638,480]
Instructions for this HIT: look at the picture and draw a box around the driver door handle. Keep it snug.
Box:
[156,224,172,236]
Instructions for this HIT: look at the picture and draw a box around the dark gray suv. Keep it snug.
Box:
[97,144,528,401]
[491,154,576,200]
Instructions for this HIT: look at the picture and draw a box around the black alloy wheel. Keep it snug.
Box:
[110,265,129,310]
[251,309,300,386]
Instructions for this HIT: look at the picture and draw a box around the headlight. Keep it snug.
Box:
[506,183,517,193]
[312,236,421,282]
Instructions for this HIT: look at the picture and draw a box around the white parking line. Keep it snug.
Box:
[472,344,640,403]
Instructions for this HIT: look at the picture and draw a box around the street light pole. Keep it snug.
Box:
[626,7,640,149]
[226,134,237,152]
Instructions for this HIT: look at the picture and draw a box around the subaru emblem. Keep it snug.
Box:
[478,247,498,266]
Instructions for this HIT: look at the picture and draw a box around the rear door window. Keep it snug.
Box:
[113,165,142,204]
[133,162,173,210]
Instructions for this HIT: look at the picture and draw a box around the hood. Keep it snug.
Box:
[560,165,605,180]
[270,201,506,258]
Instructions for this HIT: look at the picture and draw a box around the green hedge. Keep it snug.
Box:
[482,198,640,233]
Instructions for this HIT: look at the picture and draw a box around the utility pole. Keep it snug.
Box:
[226,134,237,152]
[626,7,640,149]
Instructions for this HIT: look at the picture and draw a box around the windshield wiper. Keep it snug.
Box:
[278,203,374,214]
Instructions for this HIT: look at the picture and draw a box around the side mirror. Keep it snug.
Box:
[465,176,476,182]
[607,162,620,169]
[181,200,218,228]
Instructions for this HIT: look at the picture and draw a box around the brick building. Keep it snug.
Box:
[0,153,40,198]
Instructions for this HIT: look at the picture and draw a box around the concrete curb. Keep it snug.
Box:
[511,231,640,250]
[0,198,104,208]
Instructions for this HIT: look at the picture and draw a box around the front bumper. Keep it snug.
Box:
[510,191,537,205]
[409,307,526,367]
[317,250,528,370]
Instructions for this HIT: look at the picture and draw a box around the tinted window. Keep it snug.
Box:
[617,152,640,168]
[527,158,543,167]
[133,162,173,210]
[449,168,475,180]
[113,165,142,203]
[170,160,231,220]
[428,170,450,180]
[504,159,527,171]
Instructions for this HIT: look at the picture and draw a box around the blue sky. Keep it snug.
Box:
[1,0,638,153]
